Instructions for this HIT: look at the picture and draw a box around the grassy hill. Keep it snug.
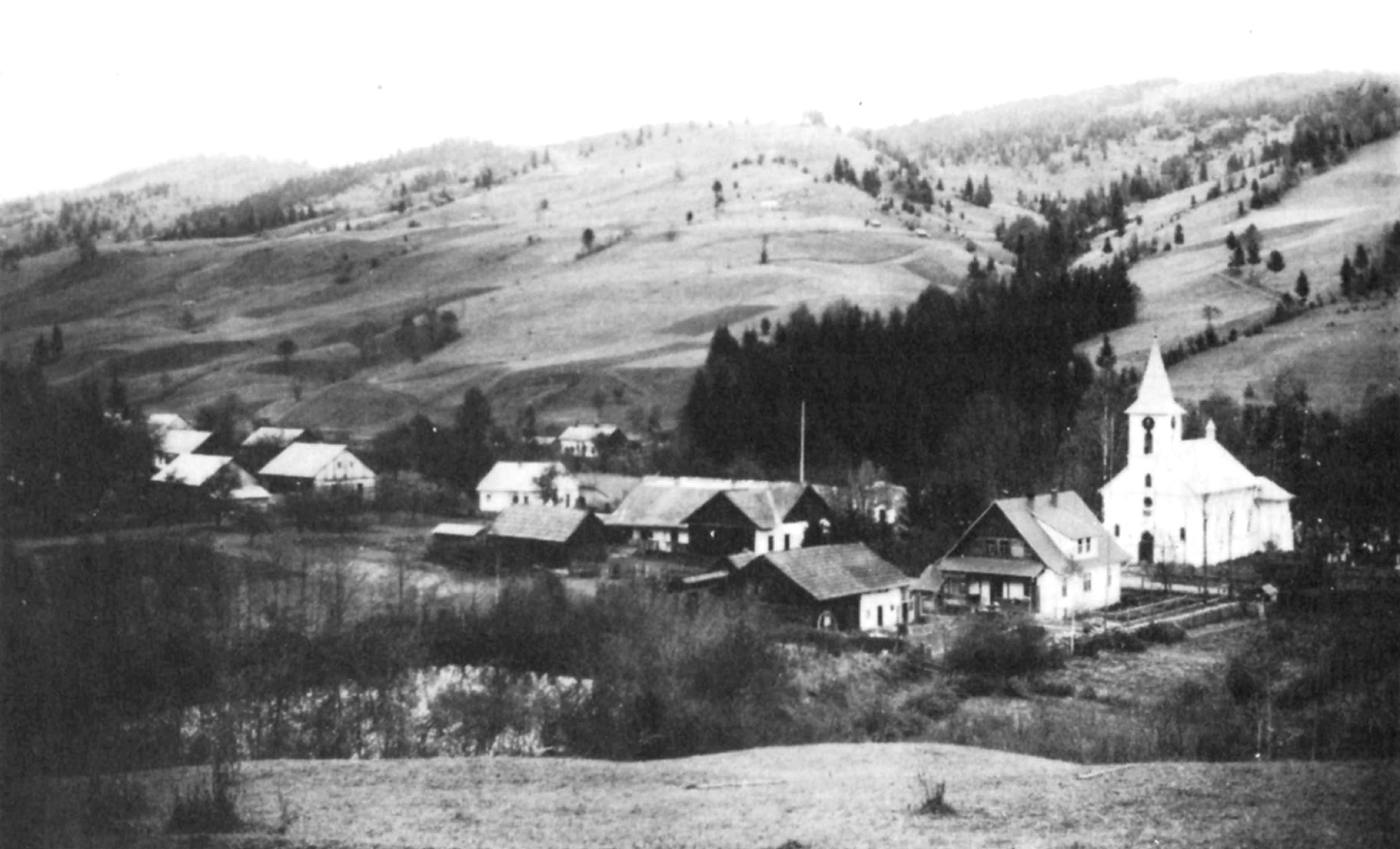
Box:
[2,74,1396,440]
[36,743,1399,848]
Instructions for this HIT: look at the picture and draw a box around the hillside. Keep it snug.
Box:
[2,73,1397,439]
[37,743,1398,848]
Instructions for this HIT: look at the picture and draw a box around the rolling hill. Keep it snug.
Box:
[1,73,1396,441]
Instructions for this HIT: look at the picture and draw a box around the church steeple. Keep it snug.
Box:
[1126,336,1185,460]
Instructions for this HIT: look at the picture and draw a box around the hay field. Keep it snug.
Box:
[44,743,1398,848]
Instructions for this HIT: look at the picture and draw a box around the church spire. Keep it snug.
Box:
[1126,336,1185,416]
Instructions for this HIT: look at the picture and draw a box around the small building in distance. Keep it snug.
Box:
[154,428,213,467]
[729,543,910,632]
[150,453,270,515]
[486,504,608,570]
[427,520,490,565]
[604,477,830,555]
[922,490,1129,621]
[557,423,629,459]
[475,461,568,513]
[258,443,376,497]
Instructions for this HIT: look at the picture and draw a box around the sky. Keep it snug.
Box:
[2,0,1396,200]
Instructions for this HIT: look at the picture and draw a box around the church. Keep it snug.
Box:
[1100,338,1295,567]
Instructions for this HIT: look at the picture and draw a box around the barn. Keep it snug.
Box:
[486,504,609,570]
[730,543,910,632]
[258,443,376,497]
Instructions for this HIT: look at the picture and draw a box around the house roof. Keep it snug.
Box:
[489,505,598,544]
[259,443,352,478]
[476,461,564,493]
[558,424,622,443]
[431,522,488,538]
[566,472,643,509]
[752,543,909,601]
[605,477,749,528]
[241,426,306,448]
[1126,337,1187,416]
[719,482,812,530]
[158,429,212,456]
[152,453,235,487]
[937,555,1046,580]
[148,412,190,432]
[943,490,1129,577]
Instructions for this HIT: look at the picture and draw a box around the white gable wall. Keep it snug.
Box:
[858,586,906,632]
[312,450,376,495]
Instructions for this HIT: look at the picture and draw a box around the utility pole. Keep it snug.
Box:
[799,400,806,484]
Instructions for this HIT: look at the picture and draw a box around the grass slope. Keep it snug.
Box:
[52,743,1399,848]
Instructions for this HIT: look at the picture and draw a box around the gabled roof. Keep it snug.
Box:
[158,429,212,457]
[566,472,643,509]
[1105,438,1266,497]
[943,490,1129,576]
[489,505,599,544]
[716,482,814,530]
[605,476,749,528]
[259,443,353,479]
[1255,476,1294,501]
[751,543,909,601]
[1126,336,1187,416]
[558,424,623,443]
[152,453,235,487]
[148,412,191,432]
[241,426,306,448]
[476,461,565,493]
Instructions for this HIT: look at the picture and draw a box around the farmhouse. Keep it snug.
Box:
[150,453,270,510]
[475,461,568,513]
[486,504,608,570]
[1101,338,1295,566]
[923,490,1129,621]
[604,476,830,554]
[154,428,212,466]
[556,423,629,459]
[730,543,910,632]
[257,443,376,497]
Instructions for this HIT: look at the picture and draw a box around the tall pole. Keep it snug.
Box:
[799,401,806,484]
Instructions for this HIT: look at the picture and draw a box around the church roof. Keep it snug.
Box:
[1255,476,1295,501]
[1103,437,1273,497]
[1126,337,1186,416]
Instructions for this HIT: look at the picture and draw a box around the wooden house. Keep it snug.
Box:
[486,505,608,570]
[919,491,1129,621]
[730,543,910,632]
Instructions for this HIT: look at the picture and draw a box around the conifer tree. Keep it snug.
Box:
[1295,270,1310,302]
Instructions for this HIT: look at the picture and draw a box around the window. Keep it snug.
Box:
[1083,574,1092,592]
[1144,431,1153,454]
[1107,570,1113,588]
[1144,497,1153,508]
[1145,473,1152,488]
[1180,527,1186,541]
[512,494,520,504]
[768,535,775,552]
[1061,580,1068,598]
[784,534,791,551]
[1114,524,1120,537]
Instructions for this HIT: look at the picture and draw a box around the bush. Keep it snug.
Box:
[1137,621,1187,644]
[168,757,242,834]
[946,614,1063,678]
[1076,629,1146,656]
[897,681,961,719]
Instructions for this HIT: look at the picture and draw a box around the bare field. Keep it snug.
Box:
[44,743,1397,849]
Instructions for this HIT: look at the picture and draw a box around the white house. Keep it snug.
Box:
[258,443,376,497]
[475,461,568,513]
[148,412,192,433]
[920,491,1129,621]
[155,429,213,466]
[151,454,270,507]
[556,424,627,458]
[1100,338,1295,567]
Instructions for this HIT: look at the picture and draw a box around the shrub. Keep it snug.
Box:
[1137,621,1187,644]
[946,614,1063,678]
[168,756,242,834]
[1077,629,1147,656]
[897,681,961,720]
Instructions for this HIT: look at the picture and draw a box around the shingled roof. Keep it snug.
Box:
[948,491,1130,575]
[747,543,909,601]
[489,504,599,544]
[259,443,354,479]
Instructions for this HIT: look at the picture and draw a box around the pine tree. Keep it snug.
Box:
[1340,256,1355,297]
[1174,223,1184,245]
[1266,250,1286,273]
[1225,231,1239,251]
[1094,335,1116,371]
[1295,270,1310,302]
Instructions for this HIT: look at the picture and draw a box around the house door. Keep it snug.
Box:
[877,605,884,628]
[1138,531,1155,564]
[990,580,1004,603]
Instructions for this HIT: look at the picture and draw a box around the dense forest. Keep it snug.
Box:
[681,254,1138,521]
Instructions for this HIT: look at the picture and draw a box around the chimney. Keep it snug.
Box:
[1206,419,1217,441]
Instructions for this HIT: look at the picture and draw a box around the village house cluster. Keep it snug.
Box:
[154,341,1294,634]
